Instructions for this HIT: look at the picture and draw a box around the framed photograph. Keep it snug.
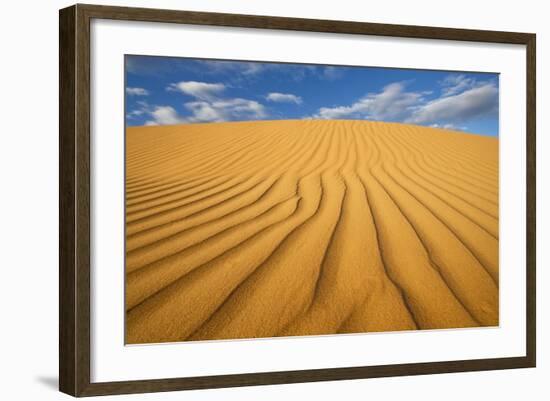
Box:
[59,4,536,397]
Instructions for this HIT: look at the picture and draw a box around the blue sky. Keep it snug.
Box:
[125,55,499,136]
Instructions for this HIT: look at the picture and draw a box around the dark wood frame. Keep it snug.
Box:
[59,3,536,397]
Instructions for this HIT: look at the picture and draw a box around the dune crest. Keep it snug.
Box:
[125,119,499,344]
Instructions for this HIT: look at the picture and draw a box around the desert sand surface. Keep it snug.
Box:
[125,119,499,344]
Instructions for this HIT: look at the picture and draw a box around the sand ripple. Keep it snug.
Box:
[125,120,499,344]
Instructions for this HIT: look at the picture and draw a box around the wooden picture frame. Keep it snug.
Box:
[59,3,536,397]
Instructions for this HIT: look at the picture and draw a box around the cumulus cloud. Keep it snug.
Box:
[146,106,185,125]
[142,99,266,125]
[309,75,498,132]
[136,82,268,125]
[266,92,302,104]
[167,81,226,100]
[407,83,498,125]
[126,101,183,126]
[313,82,424,121]
[126,87,149,96]
[153,80,267,124]
[184,98,266,123]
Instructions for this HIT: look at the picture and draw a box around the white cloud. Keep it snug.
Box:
[314,105,355,120]
[429,123,467,131]
[167,81,226,100]
[309,76,498,133]
[185,61,323,85]
[266,92,302,104]
[126,109,145,119]
[312,82,424,121]
[127,100,152,121]
[195,60,266,76]
[160,80,268,124]
[136,96,267,126]
[184,98,267,123]
[322,66,343,80]
[145,106,186,126]
[126,87,149,96]
[407,83,498,125]
[240,63,265,75]
[183,102,223,123]
[439,74,476,97]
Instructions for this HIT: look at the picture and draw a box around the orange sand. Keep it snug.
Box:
[125,120,499,344]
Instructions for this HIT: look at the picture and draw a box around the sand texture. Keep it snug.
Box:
[125,119,499,344]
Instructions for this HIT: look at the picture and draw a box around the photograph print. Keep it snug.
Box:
[124,55,499,345]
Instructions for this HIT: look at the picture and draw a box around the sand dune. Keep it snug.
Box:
[125,119,499,344]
